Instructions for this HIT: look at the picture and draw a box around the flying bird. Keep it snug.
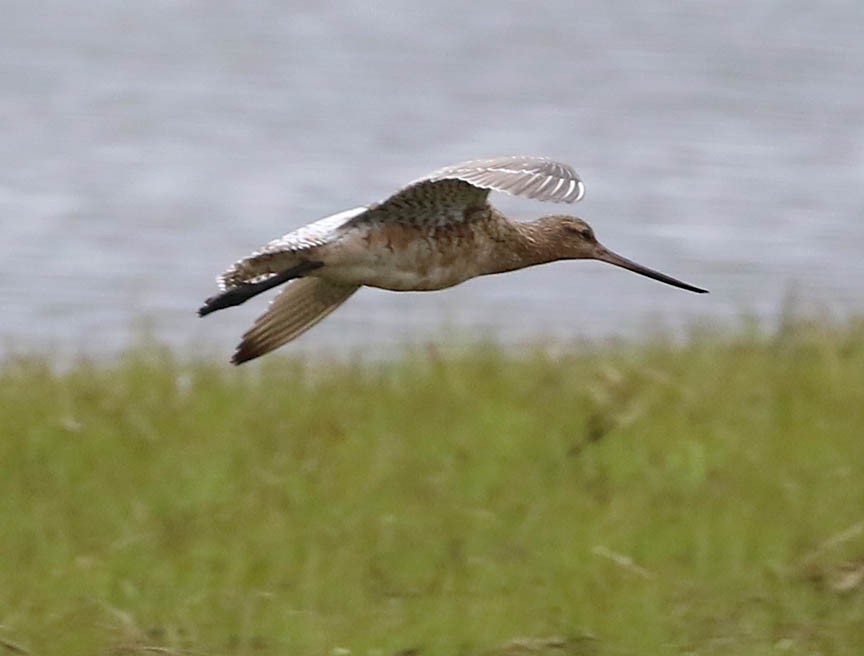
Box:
[200,156,707,364]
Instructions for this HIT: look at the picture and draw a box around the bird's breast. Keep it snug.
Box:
[316,222,499,291]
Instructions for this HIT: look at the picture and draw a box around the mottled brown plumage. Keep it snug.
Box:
[199,156,707,364]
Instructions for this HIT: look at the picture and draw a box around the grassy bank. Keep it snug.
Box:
[1,320,863,655]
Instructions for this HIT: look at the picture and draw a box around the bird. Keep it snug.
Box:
[199,156,707,364]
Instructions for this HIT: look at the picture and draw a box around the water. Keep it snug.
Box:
[2,1,863,359]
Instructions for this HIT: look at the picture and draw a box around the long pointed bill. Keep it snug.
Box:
[594,245,708,293]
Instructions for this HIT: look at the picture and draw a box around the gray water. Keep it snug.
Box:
[2,1,863,359]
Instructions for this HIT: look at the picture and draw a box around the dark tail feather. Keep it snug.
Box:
[198,261,323,317]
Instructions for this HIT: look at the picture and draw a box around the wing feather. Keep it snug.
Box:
[219,206,367,289]
[424,155,585,204]
[232,278,359,364]
[361,155,585,229]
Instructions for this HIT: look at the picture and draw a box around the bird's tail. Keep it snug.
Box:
[198,261,323,317]
[232,278,360,364]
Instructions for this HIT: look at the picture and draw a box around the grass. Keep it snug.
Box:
[1,319,864,655]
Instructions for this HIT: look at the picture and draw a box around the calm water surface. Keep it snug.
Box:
[2,1,863,358]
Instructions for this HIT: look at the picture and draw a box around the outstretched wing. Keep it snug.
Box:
[361,155,584,229]
[232,278,360,364]
[423,156,585,203]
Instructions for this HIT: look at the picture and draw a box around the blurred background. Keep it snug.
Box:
[2,0,863,359]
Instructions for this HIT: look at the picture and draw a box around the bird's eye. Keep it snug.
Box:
[562,222,594,240]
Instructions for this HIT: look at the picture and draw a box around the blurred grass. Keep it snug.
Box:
[1,319,864,656]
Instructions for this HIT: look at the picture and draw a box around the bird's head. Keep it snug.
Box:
[534,215,708,294]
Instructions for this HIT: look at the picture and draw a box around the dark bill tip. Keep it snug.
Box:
[595,247,708,294]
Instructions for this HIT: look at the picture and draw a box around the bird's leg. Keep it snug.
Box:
[198,261,324,317]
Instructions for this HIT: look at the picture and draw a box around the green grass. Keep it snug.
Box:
[2,319,864,655]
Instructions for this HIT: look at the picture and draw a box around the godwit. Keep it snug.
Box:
[200,156,707,364]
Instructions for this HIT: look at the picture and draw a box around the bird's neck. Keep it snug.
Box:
[481,216,560,276]
[481,216,558,275]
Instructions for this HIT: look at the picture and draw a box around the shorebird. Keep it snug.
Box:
[200,156,707,364]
